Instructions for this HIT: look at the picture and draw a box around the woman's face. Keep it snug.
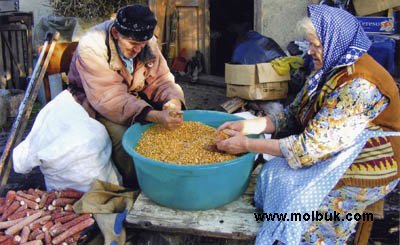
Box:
[306,32,323,70]
[112,27,148,59]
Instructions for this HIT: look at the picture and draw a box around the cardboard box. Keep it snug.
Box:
[226,83,288,101]
[356,15,396,34]
[225,63,289,100]
[353,0,400,16]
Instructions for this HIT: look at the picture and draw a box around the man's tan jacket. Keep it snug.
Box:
[68,20,185,125]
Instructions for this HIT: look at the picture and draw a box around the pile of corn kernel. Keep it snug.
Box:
[135,122,237,164]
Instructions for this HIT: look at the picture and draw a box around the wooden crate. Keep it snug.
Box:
[0,12,33,90]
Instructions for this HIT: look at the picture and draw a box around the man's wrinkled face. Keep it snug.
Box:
[306,32,323,70]
[112,27,148,59]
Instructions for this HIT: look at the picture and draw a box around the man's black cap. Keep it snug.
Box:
[114,5,157,41]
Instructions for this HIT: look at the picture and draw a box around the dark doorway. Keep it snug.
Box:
[209,0,254,76]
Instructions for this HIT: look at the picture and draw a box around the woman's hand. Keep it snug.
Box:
[217,120,245,134]
[218,117,270,135]
[216,129,249,154]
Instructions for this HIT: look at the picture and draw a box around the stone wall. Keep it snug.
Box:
[19,0,311,50]
[259,0,309,49]
[20,0,53,25]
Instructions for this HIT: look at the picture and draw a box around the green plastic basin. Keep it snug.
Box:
[122,110,262,210]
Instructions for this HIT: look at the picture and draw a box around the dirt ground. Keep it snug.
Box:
[1,80,399,244]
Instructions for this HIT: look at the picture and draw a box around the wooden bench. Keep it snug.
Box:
[125,162,384,244]
[126,165,263,241]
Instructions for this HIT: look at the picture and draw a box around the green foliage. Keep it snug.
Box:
[50,0,148,20]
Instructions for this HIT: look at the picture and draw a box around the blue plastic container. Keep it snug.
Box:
[122,110,263,210]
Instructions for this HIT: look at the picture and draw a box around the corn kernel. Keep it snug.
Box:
[135,122,238,164]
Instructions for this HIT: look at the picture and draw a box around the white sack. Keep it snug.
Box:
[13,90,121,192]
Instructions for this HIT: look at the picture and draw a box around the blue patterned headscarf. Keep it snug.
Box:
[306,4,371,97]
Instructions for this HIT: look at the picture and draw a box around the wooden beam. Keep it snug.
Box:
[254,0,263,33]
[0,32,5,89]
[149,0,168,50]
[203,0,210,74]
[176,0,199,7]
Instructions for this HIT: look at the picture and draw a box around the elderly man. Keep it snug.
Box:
[68,5,185,189]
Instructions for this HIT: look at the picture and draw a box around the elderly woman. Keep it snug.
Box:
[217,5,399,244]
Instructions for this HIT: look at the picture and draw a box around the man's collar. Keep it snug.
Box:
[107,26,125,71]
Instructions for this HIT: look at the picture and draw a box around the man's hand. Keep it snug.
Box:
[146,110,183,130]
[163,98,182,111]
[216,129,249,154]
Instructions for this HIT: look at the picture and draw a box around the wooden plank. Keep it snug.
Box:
[177,6,199,59]
[17,30,26,79]
[167,9,179,64]
[1,31,12,89]
[203,0,210,74]
[21,30,28,80]
[0,32,5,89]
[163,0,172,58]
[27,28,33,76]
[0,23,28,31]
[10,30,20,88]
[175,0,209,74]
[149,0,167,49]
[0,32,59,186]
[126,166,262,240]
[176,0,199,7]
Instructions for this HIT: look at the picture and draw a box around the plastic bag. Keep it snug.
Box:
[367,35,395,75]
[231,31,286,65]
[13,90,122,192]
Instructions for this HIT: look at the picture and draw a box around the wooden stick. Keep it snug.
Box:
[0,201,20,221]
[0,218,23,229]
[53,213,76,224]
[57,189,83,199]
[16,196,39,210]
[21,240,43,245]
[0,32,60,186]
[28,214,51,230]
[27,189,40,199]
[44,193,57,208]
[38,193,48,209]
[28,228,42,241]
[20,226,30,243]
[63,204,73,212]
[4,191,16,207]
[7,208,29,221]
[41,220,53,232]
[5,211,42,235]
[16,191,40,203]
[50,214,91,237]
[50,211,73,220]
[51,198,76,207]
[51,217,94,244]
[44,230,51,245]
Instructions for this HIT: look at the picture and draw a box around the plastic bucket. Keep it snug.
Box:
[122,110,263,210]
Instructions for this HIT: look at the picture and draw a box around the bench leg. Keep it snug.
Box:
[354,219,374,245]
